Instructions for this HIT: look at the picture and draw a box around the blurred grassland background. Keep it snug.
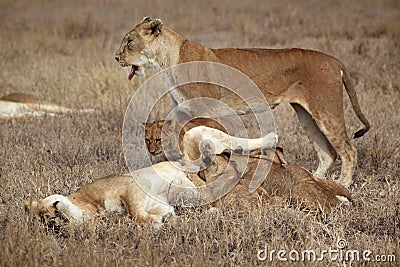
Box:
[0,0,399,266]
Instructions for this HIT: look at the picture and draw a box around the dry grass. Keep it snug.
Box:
[0,0,399,266]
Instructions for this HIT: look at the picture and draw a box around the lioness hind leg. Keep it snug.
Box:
[332,139,357,187]
[307,108,357,188]
[124,194,170,225]
[291,103,337,178]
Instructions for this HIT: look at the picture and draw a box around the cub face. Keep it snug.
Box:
[114,17,163,79]
[144,120,167,163]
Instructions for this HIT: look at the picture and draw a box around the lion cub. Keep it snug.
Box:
[144,120,168,163]
[25,162,197,228]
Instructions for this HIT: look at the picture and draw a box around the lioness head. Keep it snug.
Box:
[115,17,164,79]
[198,152,232,184]
[24,195,71,228]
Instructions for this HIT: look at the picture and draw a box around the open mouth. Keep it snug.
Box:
[128,65,139,80]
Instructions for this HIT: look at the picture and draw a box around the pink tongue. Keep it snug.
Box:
[128,66,135,80]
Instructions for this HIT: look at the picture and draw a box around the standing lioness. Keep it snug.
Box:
[115,17,370,187]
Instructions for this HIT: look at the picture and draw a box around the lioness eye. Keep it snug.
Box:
[156,138,161,144]
[145,139,150,145]
[126,40,132,46]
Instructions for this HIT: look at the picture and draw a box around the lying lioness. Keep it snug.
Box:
[0,93,94,118]
[180,126,353,211]
[25,161,198,228]
[195,148,353,212]
[144,123,352,210]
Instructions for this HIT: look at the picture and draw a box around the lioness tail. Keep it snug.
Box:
[340,66,371,139]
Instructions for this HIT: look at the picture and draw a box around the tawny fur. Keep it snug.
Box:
[197,150,353,212]
[0,93,94,118]
[25,162,197,227]
[115,17,371,187]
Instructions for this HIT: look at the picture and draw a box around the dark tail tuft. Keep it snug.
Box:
[354,128,369,139]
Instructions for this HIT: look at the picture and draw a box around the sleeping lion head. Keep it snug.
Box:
[24,195,71,229]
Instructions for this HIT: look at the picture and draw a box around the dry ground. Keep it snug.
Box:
[0,0,399,266]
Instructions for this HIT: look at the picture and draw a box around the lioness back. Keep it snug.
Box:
[1,93,41,103]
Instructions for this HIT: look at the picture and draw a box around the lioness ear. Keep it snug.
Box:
[274,147,288,166]
[142,16,152,23]
[221,150,231,159]
[148,19,163,36]
[157,120,166,127]
[202,154,212,167]
[53,201,60,209]
[163,119,173,129]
